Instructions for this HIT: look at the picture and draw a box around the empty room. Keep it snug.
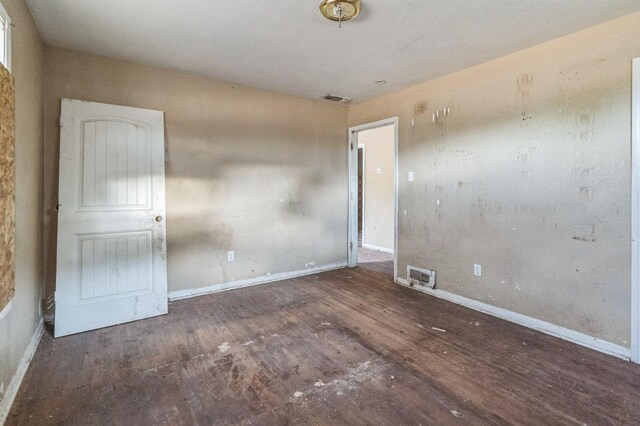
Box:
[1,0,640,424]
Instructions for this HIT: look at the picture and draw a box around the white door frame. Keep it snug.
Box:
[631,57,640,363]
[358,143,366,247]
[348,117,399,280]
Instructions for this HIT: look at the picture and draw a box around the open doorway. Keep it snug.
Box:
[348,118,398,279]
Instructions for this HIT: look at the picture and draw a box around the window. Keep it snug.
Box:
[0,1,10,71]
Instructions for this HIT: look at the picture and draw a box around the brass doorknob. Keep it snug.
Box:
[155,215,163,222]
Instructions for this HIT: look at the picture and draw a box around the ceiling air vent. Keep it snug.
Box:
[323,94,352,104]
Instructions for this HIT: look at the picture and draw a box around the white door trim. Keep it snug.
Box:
[358,143,366,248]
[632,57,640,363]
[348,117,399,280]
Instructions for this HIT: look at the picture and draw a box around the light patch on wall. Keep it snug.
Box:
[516,74,533,101]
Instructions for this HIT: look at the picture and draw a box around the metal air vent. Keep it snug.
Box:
[407,265,436,289]
[323,94,352,104]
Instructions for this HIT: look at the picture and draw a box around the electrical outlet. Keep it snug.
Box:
[227,251,235,262]
[408,171,414,182]
[474,264,482,277]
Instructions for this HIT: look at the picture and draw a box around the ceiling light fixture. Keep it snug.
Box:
[319,0,362,28]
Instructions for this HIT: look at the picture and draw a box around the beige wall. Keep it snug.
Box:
[358,125,394,252]
[43,47,348,298]
[0,0,43,409]
[3,6,635,391]
[349,12,640,347]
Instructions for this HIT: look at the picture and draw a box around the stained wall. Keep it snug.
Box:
[43,47,348,298]
[349,13,640,346]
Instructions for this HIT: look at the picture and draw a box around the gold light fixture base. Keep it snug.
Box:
[319,0,362,23]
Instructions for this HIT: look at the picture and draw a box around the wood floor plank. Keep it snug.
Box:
[7,249,640,425]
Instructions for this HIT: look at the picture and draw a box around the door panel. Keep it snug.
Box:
[78,231,152,300]
[80,120,150,209]
[55,99,167,337]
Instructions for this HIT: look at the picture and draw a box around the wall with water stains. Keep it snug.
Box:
[43,47,348,299]
[348,12,640,347]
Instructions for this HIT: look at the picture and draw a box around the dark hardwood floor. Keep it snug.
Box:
[7,251,640,425]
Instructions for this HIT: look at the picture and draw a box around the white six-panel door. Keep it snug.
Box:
[55,99,168,337]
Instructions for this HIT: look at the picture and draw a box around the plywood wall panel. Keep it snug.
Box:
[0,62,15,311]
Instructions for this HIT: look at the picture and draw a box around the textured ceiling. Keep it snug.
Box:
[25,0,640,103]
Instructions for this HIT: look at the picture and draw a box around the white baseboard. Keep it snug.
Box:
[0,317,45,425]
[0,301,12,322]
[396,278,631,361]
[169,261,348,301]
[361,244,394,254]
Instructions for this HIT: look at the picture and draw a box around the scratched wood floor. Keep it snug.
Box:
[8,249,640,425]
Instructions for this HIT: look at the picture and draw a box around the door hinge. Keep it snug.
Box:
[351,142,354,150]
[350,242,354,250]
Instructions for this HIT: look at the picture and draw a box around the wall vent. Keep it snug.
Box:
[323,94,352,104]
[407,265,436,289]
